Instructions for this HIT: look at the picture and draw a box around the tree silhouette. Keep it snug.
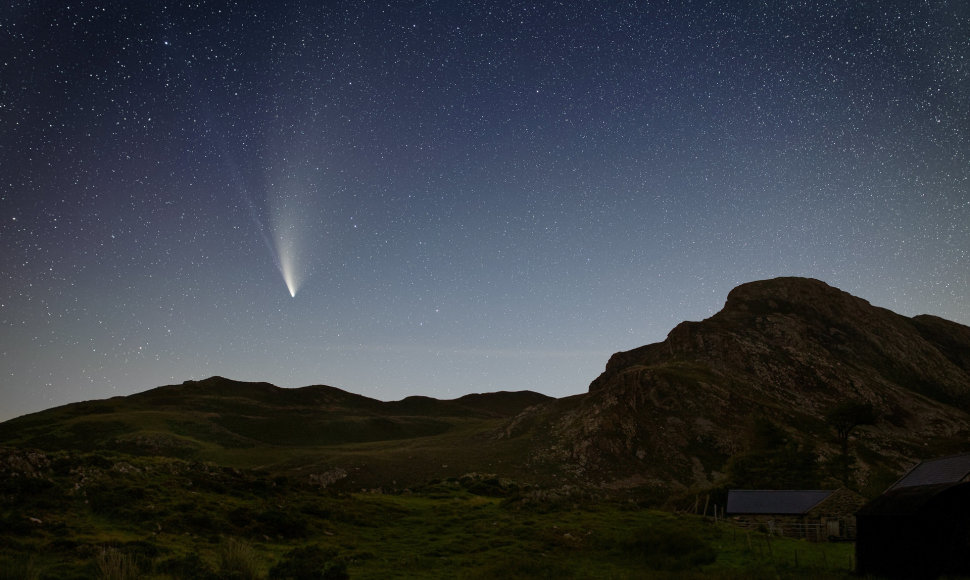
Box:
[726,417,821,489]
[825,401,877,487]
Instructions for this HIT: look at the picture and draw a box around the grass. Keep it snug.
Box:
[0,555,41,580]
[0,399,535,490]
[218,537,262,580]
[96,547,140,580]
[0,450,856,579]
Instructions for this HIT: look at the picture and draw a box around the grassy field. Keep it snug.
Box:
[1,449,855,579]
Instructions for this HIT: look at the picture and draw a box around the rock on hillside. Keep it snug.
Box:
[504,277,970,492]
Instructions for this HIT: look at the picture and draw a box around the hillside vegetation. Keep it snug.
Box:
[0,447,854,579]
[0,378,552,490]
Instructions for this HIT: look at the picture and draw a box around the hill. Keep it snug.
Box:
[0,377,551,488]
[1,277,968,495]
[503,277,970,495]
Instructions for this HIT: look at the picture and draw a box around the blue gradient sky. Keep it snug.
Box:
[2,1,968,420]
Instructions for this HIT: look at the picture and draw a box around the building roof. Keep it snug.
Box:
[858,482,965,517]
[890,453,970,490]
[726,490,834,515]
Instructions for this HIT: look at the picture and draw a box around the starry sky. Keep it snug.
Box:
[2,1,968,421]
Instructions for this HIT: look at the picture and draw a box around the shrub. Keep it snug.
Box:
[87,484,147,519]
[218,537,261,580]
[157,553,217,580]
[464,555,575,579]
[627,526,717,571]
[117,540,160,560]
[462,475,518,497]
[96,547,140,580]
[84,453,115,469]
[267,546,348,580]
[255,509,308,539]
[0,475,54,495]
[186,511,220,531]
[0,555,41,580]
[228,506,256,530]
[0,514,35,536]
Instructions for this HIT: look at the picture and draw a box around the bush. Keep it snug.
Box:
[84,453,115,469]
[96,547,140,580]
[218,537,261,580]
[267,546,348,580]
[186,511,220,531]
[0,475,54,495]
[87,484,146,519]
[464,555,575,579]
[228,506,256,530]
[627,526,717,571]
[462,475,518,497]
[0,555,41,580]
[157,553,217,580]
[0,514,35,536]
[255,509,308,539]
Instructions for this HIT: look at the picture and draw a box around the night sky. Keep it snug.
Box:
[2,2,968,421]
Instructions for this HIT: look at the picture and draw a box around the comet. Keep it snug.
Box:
[266,169,319,299]
[214,115,320,298]
[281,260,298,298]
[220,153,313,298]
[270,216,303,298]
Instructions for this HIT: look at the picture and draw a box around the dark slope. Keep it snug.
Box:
[504,277,970,491]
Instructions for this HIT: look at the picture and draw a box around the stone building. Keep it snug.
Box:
[726,488,865,541]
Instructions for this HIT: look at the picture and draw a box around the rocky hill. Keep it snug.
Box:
[502,277,970,494]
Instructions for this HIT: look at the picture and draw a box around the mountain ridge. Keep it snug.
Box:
[2,276,968,494]
[506,277,970,493]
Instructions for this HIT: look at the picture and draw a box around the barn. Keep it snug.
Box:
[856,453,970,579]
[726,489,863,540]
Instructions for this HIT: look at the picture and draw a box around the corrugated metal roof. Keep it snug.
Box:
[726,490,833,514]
[890,453,970,490]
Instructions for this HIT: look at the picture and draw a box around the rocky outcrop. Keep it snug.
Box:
[510,277,970,491]
[0,447,52,480]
